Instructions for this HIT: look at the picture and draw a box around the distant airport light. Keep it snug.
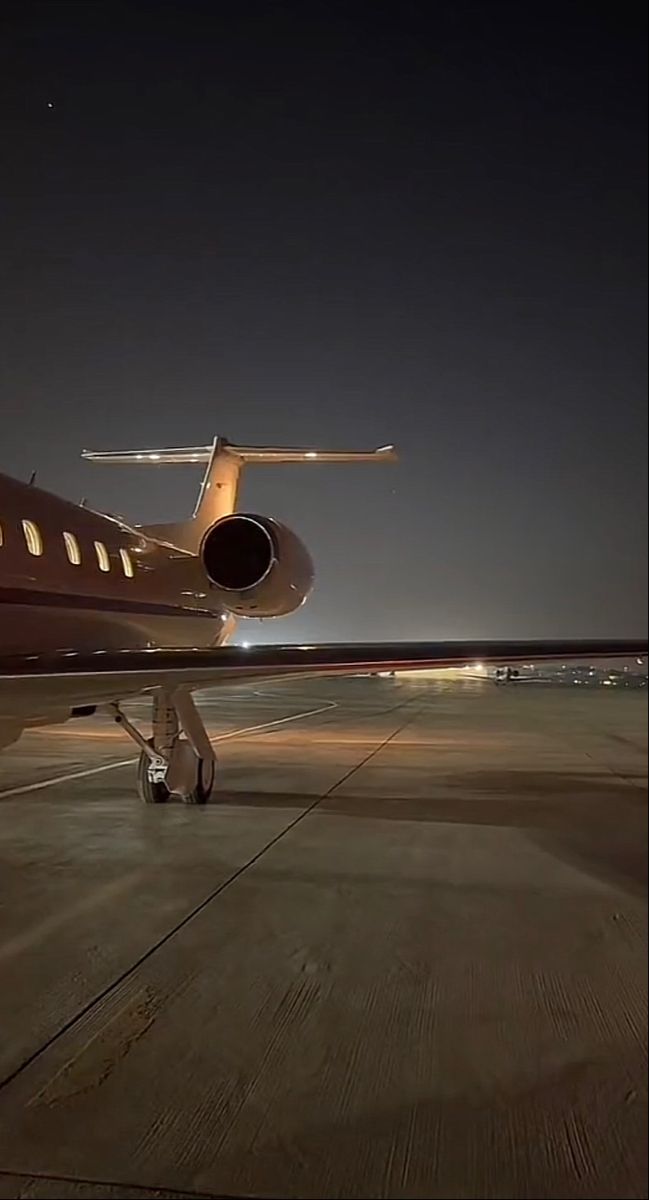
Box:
[149,453,161,460]
[305,451,318,458]
[241,641,251,649]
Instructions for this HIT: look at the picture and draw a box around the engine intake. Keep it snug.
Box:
[203,515,274,592]
[201,513,313,617]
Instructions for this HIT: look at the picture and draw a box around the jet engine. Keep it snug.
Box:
[200,513,314,617]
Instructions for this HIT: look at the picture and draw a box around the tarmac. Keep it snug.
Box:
[0,674,646,1199]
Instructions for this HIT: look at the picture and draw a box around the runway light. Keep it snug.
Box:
[149,453,161,460]
[305,451,318,458]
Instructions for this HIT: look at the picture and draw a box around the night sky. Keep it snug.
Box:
[1,1,646,641]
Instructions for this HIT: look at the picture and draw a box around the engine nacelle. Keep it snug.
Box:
[200,513,314,617]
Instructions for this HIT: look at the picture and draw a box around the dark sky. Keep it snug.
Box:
[1,1,646,641]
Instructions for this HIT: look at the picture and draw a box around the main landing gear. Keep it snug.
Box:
[111,690,216,804]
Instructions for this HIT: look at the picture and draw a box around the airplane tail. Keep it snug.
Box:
[82,437,397,553]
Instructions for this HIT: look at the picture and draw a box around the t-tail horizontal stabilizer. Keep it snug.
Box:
[82,437,397,553]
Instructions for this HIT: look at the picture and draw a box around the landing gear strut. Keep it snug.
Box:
[111,690,216,805]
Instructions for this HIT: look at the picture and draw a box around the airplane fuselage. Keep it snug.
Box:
[0,473,233,655]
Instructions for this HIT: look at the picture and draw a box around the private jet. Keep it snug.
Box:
[1,437,645,803]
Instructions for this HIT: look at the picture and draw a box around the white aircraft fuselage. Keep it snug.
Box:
[0,471,235,655]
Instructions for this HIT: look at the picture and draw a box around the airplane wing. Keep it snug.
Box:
[1,640,646,717]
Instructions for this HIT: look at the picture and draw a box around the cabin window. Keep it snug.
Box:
[22,519,43,556]
[94,540,110,572]
[119,548,134,578]
[63,531,82,565]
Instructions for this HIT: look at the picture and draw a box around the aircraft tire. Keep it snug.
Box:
[182,755,215,805]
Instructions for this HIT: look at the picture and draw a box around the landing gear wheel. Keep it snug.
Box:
[182,756,215,805]
[137,739,171,804]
